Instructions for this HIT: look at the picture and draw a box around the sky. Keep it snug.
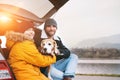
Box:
[47,0,120,48]
[1,0,120,48]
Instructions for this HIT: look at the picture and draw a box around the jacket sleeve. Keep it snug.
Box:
[56,37,70,60]
[22,42,56,67]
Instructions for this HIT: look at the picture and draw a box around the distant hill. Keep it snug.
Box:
[77,34,120,49]
[95,43,120,49]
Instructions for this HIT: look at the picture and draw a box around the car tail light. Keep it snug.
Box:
[0,61,10,79]
[0,53,15,80]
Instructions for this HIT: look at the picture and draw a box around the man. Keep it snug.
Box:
[41,18,78,80]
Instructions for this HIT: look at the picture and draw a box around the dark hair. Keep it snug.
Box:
[33,28,42,47]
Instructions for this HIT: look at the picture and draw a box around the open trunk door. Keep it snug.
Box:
[0,0,69,35]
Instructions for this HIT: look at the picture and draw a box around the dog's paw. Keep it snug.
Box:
[48,74,53,80]
[49,78,53,80]
[48,76,53,80]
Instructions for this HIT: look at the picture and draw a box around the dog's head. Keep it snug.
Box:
[40,39,58,55]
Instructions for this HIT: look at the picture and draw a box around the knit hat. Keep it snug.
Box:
[44,18,57,28]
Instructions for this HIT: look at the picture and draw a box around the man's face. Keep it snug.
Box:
[44,25,57,37]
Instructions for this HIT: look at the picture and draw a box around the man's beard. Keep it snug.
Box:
[46,31,56,37]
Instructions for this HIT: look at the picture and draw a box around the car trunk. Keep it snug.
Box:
[0,0,69,35]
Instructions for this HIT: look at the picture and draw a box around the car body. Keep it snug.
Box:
[0,0,68,79]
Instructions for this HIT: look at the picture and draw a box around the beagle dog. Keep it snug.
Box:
[39,39,59,80]
[40,39,58,56]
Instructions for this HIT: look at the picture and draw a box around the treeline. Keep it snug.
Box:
[71,48,120,59]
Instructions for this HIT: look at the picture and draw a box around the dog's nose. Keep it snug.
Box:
[44,48,47,51]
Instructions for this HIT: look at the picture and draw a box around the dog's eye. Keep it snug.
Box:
[48,43,51,45]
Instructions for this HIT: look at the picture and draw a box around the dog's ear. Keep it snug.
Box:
[40,40,43,47]
[53,41,58,54]
[39,40,44,53]
[37,46,41,52]
[40,40,44,47]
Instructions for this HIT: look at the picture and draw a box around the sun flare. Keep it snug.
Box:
[0,15,11,22]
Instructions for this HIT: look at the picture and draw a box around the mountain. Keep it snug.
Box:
[95,43,120,49]
[77,34,120,49]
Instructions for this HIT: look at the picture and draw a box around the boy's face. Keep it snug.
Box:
[44,25,57,37]
[24,28,35,39]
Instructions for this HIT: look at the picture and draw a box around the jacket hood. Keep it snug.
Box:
[5,31,34,50]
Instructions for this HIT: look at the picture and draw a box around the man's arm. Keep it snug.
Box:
[55,37,70,60]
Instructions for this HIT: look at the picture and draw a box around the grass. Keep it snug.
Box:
[76,74,120,77]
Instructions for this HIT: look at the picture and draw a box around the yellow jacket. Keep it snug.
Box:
[5,31,56,80]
